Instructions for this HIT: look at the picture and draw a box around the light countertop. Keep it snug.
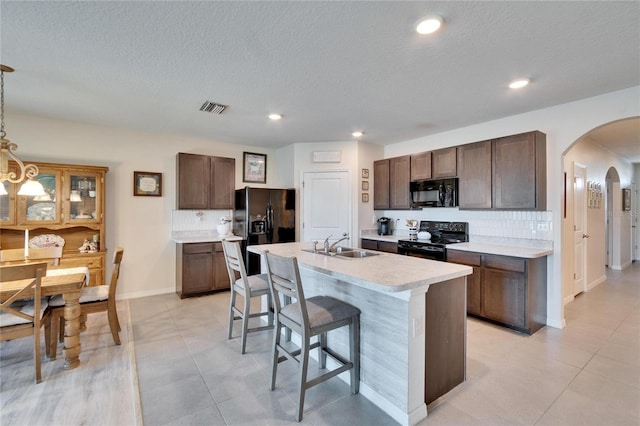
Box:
[359,230,406,243]
[447,237,553,258]
[171,231,243,243]
[248,242,471,294]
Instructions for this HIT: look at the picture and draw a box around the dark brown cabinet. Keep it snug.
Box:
[458,131,546,210]
[457,141,492,209]
[493,131,546,210]
[360,239,398,253]
[448,249,546,335]
[176,153,235,210]
[410,151,432,181]
[373,156,411,210]
[432,147,457,178]
[176,242,230,298]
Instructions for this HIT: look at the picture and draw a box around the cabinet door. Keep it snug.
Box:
[64,170,104,224]
[177,153,211,209]
[447,250,482,315]
[210,157,235,209]
[410,151,432,181]
[389,155,411,209]
[373,159,390,209]
[482,268,526,328]
[361,239,378,250]
[458,141,492,209]
[213,242,231,290]
[182,250,215,295]
[432,147,457,178]
[378,241,398,253]
[0,165,17,225]
[493,132,545,210]
[17,168,62,225]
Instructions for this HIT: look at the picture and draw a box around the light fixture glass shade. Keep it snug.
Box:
[509,78,530,89]
[70,190,82,202]
[17,178,46,196]
[33,192,52,201]
[0,183,7,195]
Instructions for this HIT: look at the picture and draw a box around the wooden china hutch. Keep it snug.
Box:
[0,161,108,286]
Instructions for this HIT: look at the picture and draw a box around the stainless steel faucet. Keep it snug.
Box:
[328,233,350,252]
[323,234,332,253]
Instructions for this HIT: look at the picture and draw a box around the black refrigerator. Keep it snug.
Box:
[233,187,296,275]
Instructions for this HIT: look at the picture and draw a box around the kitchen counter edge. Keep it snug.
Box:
[447,242,552,258]
[171,232,243,244]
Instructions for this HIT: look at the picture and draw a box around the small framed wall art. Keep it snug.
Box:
[362,193,369,203]
[623,188,631,211]
[361,181,369,191]
[133,171,162,196]
[243,152,267,183]
[362,168,369,179]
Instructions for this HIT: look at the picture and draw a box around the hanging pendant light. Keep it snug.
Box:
[0,64,45,196]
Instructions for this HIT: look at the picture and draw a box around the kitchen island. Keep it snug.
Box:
[248,242,472,426]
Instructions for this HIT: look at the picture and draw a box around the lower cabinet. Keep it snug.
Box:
[447,249,546,335]
[360,238,398,253]
[176,242,230,298]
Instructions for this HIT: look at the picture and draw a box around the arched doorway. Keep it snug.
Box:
[561,118,637,314]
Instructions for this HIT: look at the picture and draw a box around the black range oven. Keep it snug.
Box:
[397,221,468,261]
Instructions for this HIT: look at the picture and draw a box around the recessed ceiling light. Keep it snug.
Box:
[416,15,443,35]
[352,131,364,138]
[509,78,530,89]
[268,113,282,120]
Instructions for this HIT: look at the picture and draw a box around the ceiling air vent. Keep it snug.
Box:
[199,101,228,114]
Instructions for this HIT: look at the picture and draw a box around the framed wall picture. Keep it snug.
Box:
[362,168,369,179]
[361,181,369,191]
[243,152,267,183]
[623,188,631,211]
[362,193,369,203]
[133,171,162,196]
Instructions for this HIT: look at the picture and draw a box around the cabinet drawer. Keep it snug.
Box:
[378,241,398,253]
[483,254,525,273]
[447,250,481,266]
[213,242,224,253]
[183,243,215,254]
[59,255,103,269]
[361,239,378,250]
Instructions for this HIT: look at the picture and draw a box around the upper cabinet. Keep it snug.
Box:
[17,167,62,225]
[492,132,546,210]
[410,151,432,181]
[176,153,235,210]
[374,156,411,210]
[458,141,492,209]
[458,131,546,210]
[64,170,104,224]
[432,147,457,178]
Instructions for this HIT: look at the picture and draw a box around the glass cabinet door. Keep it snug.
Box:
[17,169,62,225]
[64,171,102,224]
[0,165,17,225]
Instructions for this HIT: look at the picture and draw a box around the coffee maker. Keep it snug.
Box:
[377,217,393,235]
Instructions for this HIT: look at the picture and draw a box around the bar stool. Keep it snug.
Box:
[263,251,360,422]
[222,240,273,354]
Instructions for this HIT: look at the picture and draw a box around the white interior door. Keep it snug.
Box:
[302,171,351,246]
[573,163,587,296]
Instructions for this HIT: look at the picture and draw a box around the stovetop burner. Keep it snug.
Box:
[398,221,469,247]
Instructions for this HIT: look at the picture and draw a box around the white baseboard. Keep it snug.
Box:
[587,275,607,291]
[563,294,575,306]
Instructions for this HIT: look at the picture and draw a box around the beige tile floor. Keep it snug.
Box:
[131,262,640,426]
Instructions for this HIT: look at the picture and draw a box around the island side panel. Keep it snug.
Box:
[425,276,466,405]
[298,267,412,413]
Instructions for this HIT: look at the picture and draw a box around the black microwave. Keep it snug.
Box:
[410,178,458,208]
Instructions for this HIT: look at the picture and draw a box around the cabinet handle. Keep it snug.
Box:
[582,234,590,238]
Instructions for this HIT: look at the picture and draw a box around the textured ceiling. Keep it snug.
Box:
[1,1,639,161]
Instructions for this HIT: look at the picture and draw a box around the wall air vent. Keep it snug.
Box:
[199,101,228,114]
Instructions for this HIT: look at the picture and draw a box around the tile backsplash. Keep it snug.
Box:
[374,209,553,241]
[172,209,233,231]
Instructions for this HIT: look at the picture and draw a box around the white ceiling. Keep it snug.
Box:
[1,1,639,161]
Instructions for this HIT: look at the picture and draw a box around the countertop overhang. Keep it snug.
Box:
[248,242,471,294]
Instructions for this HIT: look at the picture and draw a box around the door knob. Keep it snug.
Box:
[582,234,590,238]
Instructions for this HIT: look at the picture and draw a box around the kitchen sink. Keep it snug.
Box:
[301,247,379,259]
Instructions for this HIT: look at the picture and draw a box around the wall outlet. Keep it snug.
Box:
[537,222,550,231]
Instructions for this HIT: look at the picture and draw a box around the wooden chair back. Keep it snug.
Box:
[0,262,48,383]
[221,240,246,285]
[0,247,63,265]
[263,251,308,330]
[0,262,49,281]
[0,248,25,262]
[108,247,124,301]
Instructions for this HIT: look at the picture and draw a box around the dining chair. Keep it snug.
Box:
[263,251,360,422]
[48,247,124,358]
[221,239,273,354]
[0,246,63,265]
[0,262,51,383]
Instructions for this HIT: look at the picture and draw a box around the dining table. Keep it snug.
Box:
[0,264,88,369]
